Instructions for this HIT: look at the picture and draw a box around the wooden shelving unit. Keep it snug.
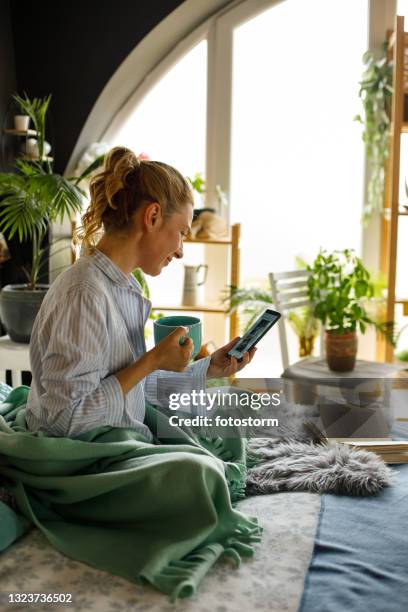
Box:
[151,223,241,340]
[2,128,53,162]
[380,15,408,361]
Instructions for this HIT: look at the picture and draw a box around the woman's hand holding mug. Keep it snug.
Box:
[151,326,193,372]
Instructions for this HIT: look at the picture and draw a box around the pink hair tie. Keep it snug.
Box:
[137,152,151,161]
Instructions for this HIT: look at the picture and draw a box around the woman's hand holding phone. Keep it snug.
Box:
[207,336,257,378]
[150,326,193,372]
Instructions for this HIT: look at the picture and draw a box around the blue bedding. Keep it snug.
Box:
[300,424,408,612]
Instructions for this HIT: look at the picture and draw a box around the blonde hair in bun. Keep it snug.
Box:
[74,146,193,250]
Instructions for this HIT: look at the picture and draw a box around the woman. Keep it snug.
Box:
[25,146,255,436]
[4,148,262,601]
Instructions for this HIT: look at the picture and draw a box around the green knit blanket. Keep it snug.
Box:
[0,386,263,601]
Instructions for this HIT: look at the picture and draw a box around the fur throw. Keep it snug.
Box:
[207,392,394,497]
[246,438,393,496]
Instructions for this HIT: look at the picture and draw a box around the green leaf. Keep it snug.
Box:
[355,279,368,298]
[187,172,206,194]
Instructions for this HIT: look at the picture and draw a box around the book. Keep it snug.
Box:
[332,439,408,464]
[303,421,408,463]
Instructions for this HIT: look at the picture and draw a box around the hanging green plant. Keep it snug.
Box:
[354,41,393,222]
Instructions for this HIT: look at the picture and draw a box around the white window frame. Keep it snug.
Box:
[61,0,396,274]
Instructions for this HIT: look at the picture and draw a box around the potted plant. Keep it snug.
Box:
[0,93,101,342]
[307,249,394,372]
[354,41,393,222]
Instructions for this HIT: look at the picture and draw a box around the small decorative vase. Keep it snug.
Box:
[14,115,30,131]
[22,138,51,159]
[182,264,208,306]
[325,330,357,372]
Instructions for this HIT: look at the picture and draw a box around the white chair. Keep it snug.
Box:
[269,269,321,371]
[0,335,31,387]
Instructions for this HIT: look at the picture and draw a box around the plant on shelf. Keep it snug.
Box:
[354,41,393,222]
[0,92,102,342]
[306,249,395,372]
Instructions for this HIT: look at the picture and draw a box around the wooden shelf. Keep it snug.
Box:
[19,155,53,162]
[382,208,408,218]
[4,128,37,136]
[151,304,228,314]
[184,236,232,245]
[396,298,408,316]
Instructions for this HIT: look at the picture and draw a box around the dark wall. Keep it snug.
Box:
[0,0,16,114]
[10,0,185,173]
[0,0,16,143]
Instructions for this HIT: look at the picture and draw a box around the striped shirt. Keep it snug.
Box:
[25,248,210,439]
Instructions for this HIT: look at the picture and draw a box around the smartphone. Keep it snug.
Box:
[227,308,281,361]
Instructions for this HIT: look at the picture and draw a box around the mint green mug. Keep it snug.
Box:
[153,315,202,358]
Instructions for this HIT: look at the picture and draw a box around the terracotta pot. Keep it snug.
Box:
[325,330,357,372]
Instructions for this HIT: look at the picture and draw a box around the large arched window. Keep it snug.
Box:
[71,0,387,376]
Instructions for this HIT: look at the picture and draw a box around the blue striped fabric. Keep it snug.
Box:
[25,249,210,438]
[0,382,12,403]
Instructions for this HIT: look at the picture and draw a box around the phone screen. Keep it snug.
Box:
[227,308,281,361]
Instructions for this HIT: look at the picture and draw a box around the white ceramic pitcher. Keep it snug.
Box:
[182,264,208,306]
